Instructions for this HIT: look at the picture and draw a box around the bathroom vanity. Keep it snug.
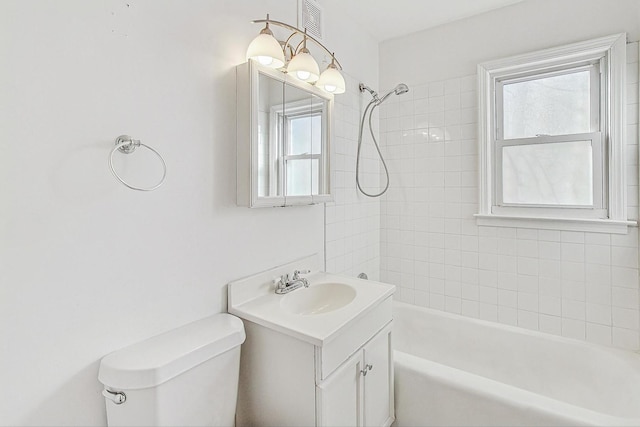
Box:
[228,255,395,426]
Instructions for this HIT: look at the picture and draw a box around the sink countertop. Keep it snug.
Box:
[228,267,395,347]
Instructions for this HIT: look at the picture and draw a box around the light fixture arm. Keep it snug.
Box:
[293,38,307,54]
[252,17,343,70]
[283,31,302,57]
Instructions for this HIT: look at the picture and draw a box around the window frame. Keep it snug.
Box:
[270,98,328,199]
[476,33,632,234]
[495,62,603,216]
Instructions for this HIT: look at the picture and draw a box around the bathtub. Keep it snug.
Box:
[392,302,640,426]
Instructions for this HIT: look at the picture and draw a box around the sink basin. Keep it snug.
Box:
[281,283,357,315]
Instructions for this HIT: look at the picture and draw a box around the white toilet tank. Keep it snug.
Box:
[98,313,245,427]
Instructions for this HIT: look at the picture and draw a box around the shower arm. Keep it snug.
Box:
[359,83,379,103]
[252,18,343,70]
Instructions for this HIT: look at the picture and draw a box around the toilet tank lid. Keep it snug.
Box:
[98,313,245,390]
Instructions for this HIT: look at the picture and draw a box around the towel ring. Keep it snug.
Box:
[109,135,167,191]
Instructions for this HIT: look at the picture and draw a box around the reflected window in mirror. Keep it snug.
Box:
[273,99,325,197]
[237,60,333,207]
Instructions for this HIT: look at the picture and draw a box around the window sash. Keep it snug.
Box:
[495,62,601,141]
[284,111,323,156]
[493,132,605,218]
[283,154,322,196]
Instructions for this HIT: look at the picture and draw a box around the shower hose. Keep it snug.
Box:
[356,100,390,198]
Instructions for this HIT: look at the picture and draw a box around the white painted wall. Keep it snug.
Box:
[378,0,640,349]
[0,1,378,425]
[381,0,640,85]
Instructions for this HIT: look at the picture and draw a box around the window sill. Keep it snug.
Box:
[474,214,637,234]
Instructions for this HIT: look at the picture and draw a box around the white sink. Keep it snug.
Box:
[281,283,356,315]
[227,254,395,345]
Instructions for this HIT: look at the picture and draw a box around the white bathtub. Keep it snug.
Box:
[392,302,640,426]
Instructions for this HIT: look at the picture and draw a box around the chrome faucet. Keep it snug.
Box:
[274,270,311,294]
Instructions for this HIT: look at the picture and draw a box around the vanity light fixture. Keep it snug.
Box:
[316,53,345,94]
[246,14,286,68]
[246,14,345,94]
[286,29,320,82]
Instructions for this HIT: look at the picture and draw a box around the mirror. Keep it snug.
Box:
[237,61,333,207]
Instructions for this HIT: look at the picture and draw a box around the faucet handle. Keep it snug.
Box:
[292,269,310,279]
[274,274,288,289]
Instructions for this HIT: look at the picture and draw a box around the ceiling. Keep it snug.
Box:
[321,0,523,42]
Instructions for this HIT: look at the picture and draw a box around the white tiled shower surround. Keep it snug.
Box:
[325,72,381,280]
[379,43,640,350]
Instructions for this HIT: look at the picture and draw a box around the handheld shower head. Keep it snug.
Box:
[394,83,409,95]
[378,83,409,104]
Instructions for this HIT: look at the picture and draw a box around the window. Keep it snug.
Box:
[283,110,323,196]
[476,34,631,233]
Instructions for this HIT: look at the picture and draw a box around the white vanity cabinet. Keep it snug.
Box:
[228,258,395,427]
[234,297,394,427]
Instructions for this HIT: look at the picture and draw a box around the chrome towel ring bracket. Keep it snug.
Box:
[109,135,167,191]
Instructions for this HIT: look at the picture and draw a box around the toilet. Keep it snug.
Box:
[98,313,245,426]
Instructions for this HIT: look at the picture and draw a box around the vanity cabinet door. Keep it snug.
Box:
[316,323,394,427]
[363,325,394,427]
[316,351,363,427]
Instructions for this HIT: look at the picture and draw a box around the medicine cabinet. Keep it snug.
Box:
[237,60,333,207]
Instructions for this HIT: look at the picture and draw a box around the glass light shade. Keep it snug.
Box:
[287,51,320,83]
[246,33,285,68]
[317,66,346,94]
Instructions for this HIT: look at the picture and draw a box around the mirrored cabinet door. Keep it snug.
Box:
[310,92,330,198]
[282,82,316,204]
[257,71,284,199]
[237,60,333,208]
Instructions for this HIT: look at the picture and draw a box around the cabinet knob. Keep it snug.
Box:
[360,364,374,376]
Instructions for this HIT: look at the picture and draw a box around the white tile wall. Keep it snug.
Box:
[325,73,381,280]
[380,43,640,351]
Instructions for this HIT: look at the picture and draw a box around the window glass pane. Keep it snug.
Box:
[502,70,592,139]
[311,115,321,154]
[311,158,319,195]
[289,114,322,155]
[502,141,593,206]
[286,159,319,196]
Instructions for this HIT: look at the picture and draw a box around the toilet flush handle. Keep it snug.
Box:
[102,389,126,404]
